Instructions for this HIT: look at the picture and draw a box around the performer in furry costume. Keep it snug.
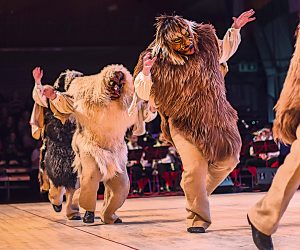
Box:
[247,25,300,250]
[42,64,156,224]
[30,67,83,220]
[133,10,255,233]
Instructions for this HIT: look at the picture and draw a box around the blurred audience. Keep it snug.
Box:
[246,127,280,169]
[155,133,182,192]
[0,91,35,168]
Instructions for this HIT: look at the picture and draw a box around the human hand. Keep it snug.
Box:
[142,52,156,76]
[32,67,43,84]
[232,9,256,29]
[43,86,57,100]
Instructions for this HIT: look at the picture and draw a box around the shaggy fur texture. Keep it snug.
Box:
[273,25,300,144]
[134,16,241,162]
[43,110,77,188]
[67,64,136,181]
[41,70,82,188]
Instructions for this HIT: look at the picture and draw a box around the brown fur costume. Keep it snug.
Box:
[273,25,300,144]
[66,65,136,181]
[134,16,241,162]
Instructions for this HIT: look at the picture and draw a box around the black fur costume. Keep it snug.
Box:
[40,71,82,189]
[42,108,77,188]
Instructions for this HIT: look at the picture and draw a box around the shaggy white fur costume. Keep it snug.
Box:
[51,64,155,222]
[67,64,136,182]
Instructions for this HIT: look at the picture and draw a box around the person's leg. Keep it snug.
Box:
[78,152,102,223]
[169,124,210,232]
[65,188,81,220]
[206,155,239,195]
[248,126,300,236]
[101,163,130,224]
[48,181,65,212]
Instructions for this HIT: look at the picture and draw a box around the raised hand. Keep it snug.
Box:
[232,9,256,29]
[142,52,157,76]
[32,67,43,84]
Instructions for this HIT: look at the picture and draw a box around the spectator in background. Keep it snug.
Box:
[154,133,170,147]
[155,133,182,192]
[5,131,23,166]
[127,134,142,150]
[127,134,152,195]
[246,127,280,169]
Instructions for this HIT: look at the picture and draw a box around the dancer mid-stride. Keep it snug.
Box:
[133,10,255,233]
[30,67,83,220]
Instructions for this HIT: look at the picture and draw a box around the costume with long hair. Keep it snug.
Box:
[134,17,241,162]
[134,15,242,232]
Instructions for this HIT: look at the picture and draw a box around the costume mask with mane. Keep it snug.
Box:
[67,64,135,181]
[134,15,241,162]
[273,25,300,144]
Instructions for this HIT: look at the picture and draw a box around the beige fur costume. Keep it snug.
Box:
[248,25,300,236]
[51,64,156,223]
[134,16,242,230]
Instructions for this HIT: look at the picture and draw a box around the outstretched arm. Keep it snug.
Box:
[219,9,255,63]
[43,89,74,116]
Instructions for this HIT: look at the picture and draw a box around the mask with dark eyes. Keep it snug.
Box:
[108,71,126,100]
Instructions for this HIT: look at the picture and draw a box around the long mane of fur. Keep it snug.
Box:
[68,64,134,116]
[68,64,134,181]
[273,25,300,144]
[134,19,241,162]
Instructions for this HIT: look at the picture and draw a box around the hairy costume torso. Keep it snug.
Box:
[43,108,77,188]
[66,66,138,181]
[135,24,241,162]
[273,26,300,144]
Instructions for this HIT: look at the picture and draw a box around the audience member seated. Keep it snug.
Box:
[155,133,182,192]
[245,127,280,181]
[127,134,152,195]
